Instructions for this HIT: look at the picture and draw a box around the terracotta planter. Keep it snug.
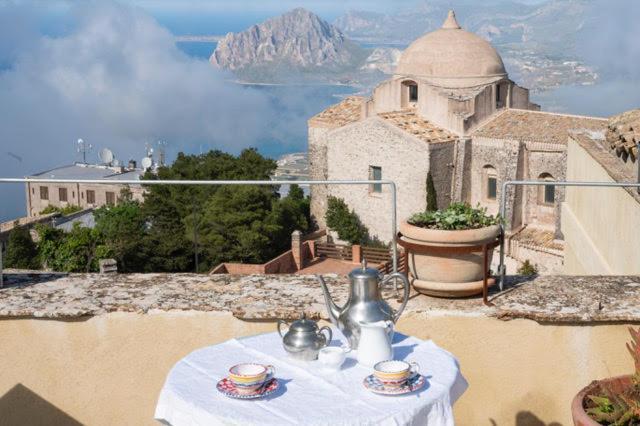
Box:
[571,375,632,426]
[399,221,501,298]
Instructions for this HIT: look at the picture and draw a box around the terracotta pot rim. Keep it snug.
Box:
[400,221,501,246]
[571,375,633,426]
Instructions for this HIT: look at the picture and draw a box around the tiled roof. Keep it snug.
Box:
[606,109,639,163]
[511,226,563,252]
[378,111,457,144]
[308,96,364,128]
[473,109,607,144]
[570,132,640,204]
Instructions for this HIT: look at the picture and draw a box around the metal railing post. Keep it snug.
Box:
[499,180,640,290]
[0,178,400,287]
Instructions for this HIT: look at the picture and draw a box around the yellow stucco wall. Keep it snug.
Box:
[0,311,633,426]
[562,138,640,274]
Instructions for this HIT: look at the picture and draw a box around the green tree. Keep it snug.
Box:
[4,225,40,269]
[325,196,369,244]
[93,200,147,272]
[141,148,280,272]
[36,223,101,272]
[426,171,438,212]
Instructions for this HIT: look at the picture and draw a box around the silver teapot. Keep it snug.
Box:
[277,314,332,361]
[318,260,410,350]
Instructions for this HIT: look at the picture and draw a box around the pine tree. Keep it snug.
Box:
[426,171,438,212]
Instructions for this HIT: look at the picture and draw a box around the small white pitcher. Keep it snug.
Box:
[356,320,394,368]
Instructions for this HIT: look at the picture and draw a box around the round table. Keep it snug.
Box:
[154,330,467,426]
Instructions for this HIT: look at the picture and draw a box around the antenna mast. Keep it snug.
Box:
[77,138,93,164]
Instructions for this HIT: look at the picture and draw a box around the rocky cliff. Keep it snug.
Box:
[210,8,371,83]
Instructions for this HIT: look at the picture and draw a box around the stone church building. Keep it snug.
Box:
[308,11,607,268]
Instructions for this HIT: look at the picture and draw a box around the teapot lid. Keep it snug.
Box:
[289,314,319,333]
[349,259,381,281]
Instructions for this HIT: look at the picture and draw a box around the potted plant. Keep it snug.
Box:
[571,327,640,425]
[399,202,500,297]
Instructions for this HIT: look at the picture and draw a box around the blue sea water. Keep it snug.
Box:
[176,42,217,60]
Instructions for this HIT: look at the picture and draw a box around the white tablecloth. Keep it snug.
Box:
[154,330,467,426]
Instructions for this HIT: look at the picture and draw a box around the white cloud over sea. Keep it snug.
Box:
[0,1,277,220]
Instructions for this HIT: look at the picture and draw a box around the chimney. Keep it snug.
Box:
[99,259,118,274]
[128,159,137,170]
[291,230,303,270]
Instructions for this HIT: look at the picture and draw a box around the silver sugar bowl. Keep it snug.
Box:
[277,314,332,361]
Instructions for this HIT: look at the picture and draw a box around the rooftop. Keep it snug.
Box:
[2,272,639,323]
[308,96,364,128]
[570,131,640,204]
[378,111,458,144]
[473,109,607,144]
[29,163,144,181]
[606,109,639,163]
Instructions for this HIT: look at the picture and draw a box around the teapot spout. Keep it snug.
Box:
[316,275,342,327]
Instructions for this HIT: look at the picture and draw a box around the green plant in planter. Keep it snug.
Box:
[408,202,500,231]
[586,327,640,425]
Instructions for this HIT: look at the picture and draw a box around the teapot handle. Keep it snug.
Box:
[277,319,289,338]
[381,272,410,323]
[318,326,333,347]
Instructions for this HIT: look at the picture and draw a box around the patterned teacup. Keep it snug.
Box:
[373,360,419,389]
[228,363,275,395]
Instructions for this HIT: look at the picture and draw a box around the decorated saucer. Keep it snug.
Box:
[363,373,426,396]
[217,377,279,400]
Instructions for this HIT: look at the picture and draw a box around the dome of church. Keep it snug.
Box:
[395,11,507,88]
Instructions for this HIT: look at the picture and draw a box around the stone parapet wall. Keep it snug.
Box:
[2,272,639,323]
[0,273,638,425]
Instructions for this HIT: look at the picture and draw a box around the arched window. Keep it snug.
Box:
[538,173,555,205]
[401,80,418,108]
[483,165,497,201]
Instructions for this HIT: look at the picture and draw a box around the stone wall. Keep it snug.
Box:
[523,142,567,234]
[325,118,431,241]
[1,273,639,425]
[465,137,521,223]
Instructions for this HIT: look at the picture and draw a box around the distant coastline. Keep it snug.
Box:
[174,35,225,42]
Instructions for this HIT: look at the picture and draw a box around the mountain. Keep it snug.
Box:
[210,8,372,84]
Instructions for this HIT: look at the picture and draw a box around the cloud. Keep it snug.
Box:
[0,1,276,220]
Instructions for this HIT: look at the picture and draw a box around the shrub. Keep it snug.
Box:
[517,260,538,276]
[325,196,368,244]
[40,205,82,216]
[408,202,500,231]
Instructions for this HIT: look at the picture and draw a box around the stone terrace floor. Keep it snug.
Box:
[1,272,639,323]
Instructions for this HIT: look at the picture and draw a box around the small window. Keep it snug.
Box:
[86,190,95,204]
[59,188,68,202]
[538,173,555,205]
[487,177,497,200]
[369,166,382,193]
[483,165,498,201]
[106,191,115,205]
[409,84,418,102]
[72,191,75,199]
[40,186,49,200]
